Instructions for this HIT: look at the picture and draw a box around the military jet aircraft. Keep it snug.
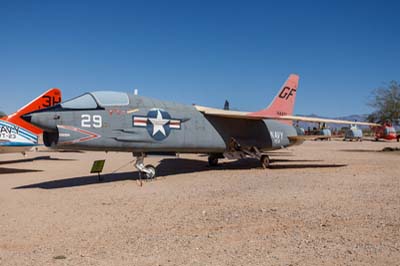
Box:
[23,74,377,178]
[0,88,61,154]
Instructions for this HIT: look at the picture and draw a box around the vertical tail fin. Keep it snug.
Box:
[3,88,62,134]
[249,74,299,124]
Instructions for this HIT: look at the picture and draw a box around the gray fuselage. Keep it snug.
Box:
[26,92,298,154]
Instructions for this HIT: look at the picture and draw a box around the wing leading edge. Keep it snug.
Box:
[278,115,379,127]
[195,105,379,126]
[194,105,253,119]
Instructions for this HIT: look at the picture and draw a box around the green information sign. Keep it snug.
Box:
[91,160,105,174]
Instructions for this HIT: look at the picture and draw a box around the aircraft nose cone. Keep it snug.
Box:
[23,112,59,132]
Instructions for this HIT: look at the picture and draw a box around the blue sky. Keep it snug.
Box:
[0,0,399,116]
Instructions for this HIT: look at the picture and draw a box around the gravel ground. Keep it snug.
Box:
[0,140,399,266]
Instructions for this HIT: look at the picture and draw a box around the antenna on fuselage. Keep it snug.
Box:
[224,100,230,110]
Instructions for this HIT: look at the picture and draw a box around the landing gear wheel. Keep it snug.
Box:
[260,155,270,169]
[208,155,219,167]
[144,164,156,179]
[133,153,157,180]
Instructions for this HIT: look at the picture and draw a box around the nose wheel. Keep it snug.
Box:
[133,153,156,179]
[143,164,156,179]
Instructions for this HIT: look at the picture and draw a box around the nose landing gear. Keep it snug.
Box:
[133,153,156,179]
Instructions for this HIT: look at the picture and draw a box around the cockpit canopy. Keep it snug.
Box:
[61,94,98,109]
[61,91,130,109]
[385,127,396,135]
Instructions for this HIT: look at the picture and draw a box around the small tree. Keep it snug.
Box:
[368,81,400,125]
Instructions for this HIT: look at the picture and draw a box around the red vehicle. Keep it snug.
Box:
[373,122,399,141]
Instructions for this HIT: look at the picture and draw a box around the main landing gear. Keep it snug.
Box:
[260,155,270,169]
[133,153,156,179]
[208,138,272,169]
[208,154,221,167]
[208,152,271,169]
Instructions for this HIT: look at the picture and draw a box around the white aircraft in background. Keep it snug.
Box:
[0,88,61,154]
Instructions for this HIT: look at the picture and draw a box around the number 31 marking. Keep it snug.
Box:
[81,114,102,128]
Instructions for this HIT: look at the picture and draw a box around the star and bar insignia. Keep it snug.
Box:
[132,108,181,141]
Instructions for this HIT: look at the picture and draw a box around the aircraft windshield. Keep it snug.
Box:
[90,91,129,107]
[61,94,98,109]
[385,127,396,134]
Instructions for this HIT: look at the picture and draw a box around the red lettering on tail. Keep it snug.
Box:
[2,88,62,134]
[249,74,299,125]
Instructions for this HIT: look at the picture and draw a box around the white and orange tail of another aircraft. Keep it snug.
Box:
[0,88,61,154]
[248,74,299,124]
[3,88,62,135]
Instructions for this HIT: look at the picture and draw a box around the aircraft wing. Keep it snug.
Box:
[195,105,379,126]
[279,115,380,126]
[194,105,256,119]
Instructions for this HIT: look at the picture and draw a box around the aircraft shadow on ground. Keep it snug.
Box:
[0,156,76,165]
[14,158,347,190]
[156,158,346,174]
[271,159,323,163]
[0,156,70,174]
[14,171,137,189]
[197,151,296,158]
[340,148,400,154]
[0,167,43,175]
[339,149,378,153]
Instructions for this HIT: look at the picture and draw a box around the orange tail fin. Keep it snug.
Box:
[249,74,299,125]
[4,88,62,134]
